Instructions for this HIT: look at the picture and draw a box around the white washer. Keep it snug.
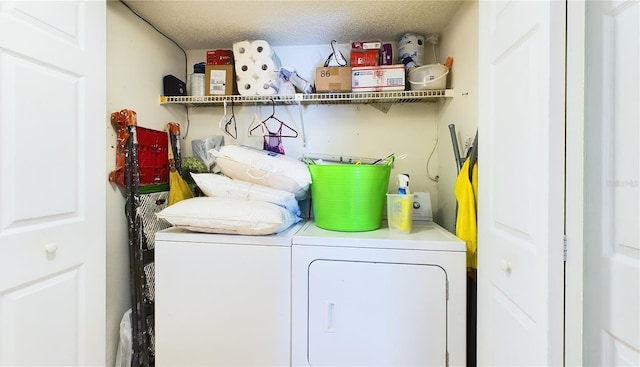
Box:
[154,223,303,366]
[292,221,466,367]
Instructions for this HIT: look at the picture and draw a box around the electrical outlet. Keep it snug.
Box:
[425,34,439,45]
[412,192,433,221]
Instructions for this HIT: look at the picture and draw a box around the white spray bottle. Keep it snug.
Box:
[398,173,411,195]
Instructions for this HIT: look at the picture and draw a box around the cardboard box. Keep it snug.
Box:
[380,43,393,65]
[206,49,233,65]
[315,67,352,92]
[351,65,405,92]
[205,65,236,95]
[351,49,379,67]
[351,41,382,50]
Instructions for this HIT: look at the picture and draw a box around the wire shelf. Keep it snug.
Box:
[160,89,454,106]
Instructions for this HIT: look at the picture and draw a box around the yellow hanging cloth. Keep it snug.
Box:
[454,157,478,272]
[167,124,193,206]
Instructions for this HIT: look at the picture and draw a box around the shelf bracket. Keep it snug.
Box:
[369,102,392,113]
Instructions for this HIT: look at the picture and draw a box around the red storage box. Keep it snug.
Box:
[109,109,169,187]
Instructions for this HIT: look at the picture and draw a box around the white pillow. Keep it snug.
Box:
[156,197,301,235]
[209,145,311,199]
[191,173,301,215]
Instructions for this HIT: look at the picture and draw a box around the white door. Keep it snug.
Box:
[477,1,566,365]
[584,0,640,365]
[0,1,105,366]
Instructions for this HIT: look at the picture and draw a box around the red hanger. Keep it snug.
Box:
[249,99,298,138]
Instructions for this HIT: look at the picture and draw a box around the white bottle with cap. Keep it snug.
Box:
[398,173,411,195]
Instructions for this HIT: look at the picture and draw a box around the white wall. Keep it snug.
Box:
[184,45,440,205]
[106,2,186,365]
[435,1,479,232]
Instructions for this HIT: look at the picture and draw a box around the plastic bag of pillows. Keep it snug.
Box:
[190,172,301,216]
[209,145,311,199]
[156,197,301,235]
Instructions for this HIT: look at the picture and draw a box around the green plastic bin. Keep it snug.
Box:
[307,158,393,231]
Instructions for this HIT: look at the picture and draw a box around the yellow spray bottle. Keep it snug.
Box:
[396,174,412,232]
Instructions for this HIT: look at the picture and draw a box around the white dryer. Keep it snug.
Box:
[292,221,466,367]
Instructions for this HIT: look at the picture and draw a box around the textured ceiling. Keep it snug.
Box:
[121,0,464,50]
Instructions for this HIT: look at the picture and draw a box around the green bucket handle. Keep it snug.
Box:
[380,155,395,166]
[305,154,394,166]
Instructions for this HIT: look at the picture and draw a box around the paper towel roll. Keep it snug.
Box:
[235,60,256,79]
[253,56,277,78]
[256,77,277,96]
[237,77,258,96]
[398,33,425,65]
[233,40,252,59]
[250,40,272,60]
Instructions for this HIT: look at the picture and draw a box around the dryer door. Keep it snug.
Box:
[308,260,447,366]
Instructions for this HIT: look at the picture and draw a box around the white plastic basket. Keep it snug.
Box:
[408,64,449,90]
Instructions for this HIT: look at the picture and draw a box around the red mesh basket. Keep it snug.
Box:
[134,126,169,185]
[109,109,169,186]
